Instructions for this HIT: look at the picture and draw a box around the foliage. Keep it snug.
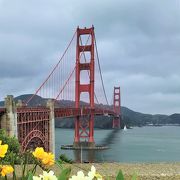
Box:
[58,168,71,180]
[116,170,124,180]
[0,140,14,178]
[0,129,21,164]
[131,173,137,180]
[116,170,137,180]
[0,129,20,154]
[59,154,73,164]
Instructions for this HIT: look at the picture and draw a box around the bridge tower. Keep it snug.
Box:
[113,87,121,128]
[74,26,95,147]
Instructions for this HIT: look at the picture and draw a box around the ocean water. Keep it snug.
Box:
[55,126,180,162]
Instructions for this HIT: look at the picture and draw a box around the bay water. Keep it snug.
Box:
[55,126,180,162]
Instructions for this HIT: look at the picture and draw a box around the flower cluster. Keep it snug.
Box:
[32,165,103,180]
[0,140,14,177]
[33,147,55,167]
[69,166,103,180]
[33,170,57,180]
[0,140,130,180]
[0,138,128,180]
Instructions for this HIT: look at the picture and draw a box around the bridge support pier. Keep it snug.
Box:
[113,87,121,129]
[47,99,55,154]
[0,95,17,137]
[74,26,95,147]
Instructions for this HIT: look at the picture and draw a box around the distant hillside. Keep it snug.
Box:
[120,107,173,127]
[0,94,45,106]
[1,94,180,128]
[169,114,180,124]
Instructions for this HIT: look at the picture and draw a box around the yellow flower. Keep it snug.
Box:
[41,152,55,166]
[33,171,57,180]
[88,166,103,180]
[69,171,86,180]
[0,140,8,158]
[32,147,55,167]
[0,165,14,177]
[69,170,99,180]
[69,166,103,180]
[33,176,41,180]
[95,173,103,180]
[33,147,45,160]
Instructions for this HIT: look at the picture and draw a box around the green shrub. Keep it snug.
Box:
[59,154,73,164]
[0,129,20,164]
[0,129,20,153]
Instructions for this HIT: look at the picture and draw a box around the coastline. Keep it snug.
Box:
[13,162,180,180]
[63,162,180,179]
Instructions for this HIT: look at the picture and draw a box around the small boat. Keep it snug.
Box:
[124,125,127,131]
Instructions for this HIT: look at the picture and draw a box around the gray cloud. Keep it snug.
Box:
[0,0,180,114]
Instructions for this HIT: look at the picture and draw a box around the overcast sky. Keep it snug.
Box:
[0,0,180,114]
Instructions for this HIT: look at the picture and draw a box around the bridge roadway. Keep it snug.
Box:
[54,107,114,118]
[0,107,115,118]
[0,106,115,152]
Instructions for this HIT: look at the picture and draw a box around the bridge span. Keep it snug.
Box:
[0,26,121,152]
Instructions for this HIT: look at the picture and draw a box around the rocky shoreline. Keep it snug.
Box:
[12,162,180,179]
[68,163,180,179]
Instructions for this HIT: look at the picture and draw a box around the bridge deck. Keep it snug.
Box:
[0,106,114,118]
[54,107,114,118]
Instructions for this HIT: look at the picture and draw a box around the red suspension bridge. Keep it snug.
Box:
[0,26,121,152]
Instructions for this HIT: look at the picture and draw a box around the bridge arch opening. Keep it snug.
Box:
[22,130,48,152]
[25,137,45,152]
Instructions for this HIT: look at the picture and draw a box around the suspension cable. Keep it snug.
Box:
[54,30,93,103]
[26,30,77,105]
[94,33,109,106]
[54,67,75,101]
